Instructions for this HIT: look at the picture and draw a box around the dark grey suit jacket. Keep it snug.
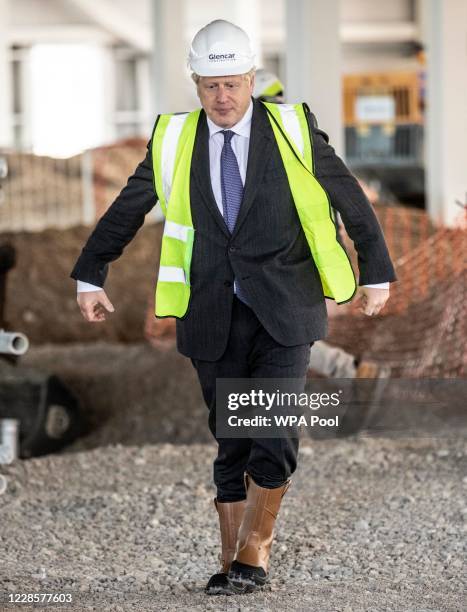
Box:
[71,99,396,360]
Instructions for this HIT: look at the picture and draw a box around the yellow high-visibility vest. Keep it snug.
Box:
[151,102,356,318]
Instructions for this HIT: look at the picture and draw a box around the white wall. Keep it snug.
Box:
[341,0,414,23]
[0,0,13,147]
[423,0,467,226]
[29,44,109,157]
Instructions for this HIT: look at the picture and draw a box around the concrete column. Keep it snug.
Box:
[138,56,153,135]
[101,45,116,143]
[151,0,187,114]
[0,0,12,147]
[285,0,342,154]
[221,0,263,68]
[422,0,467,226]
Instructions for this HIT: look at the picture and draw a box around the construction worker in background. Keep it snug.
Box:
[252,68,285,102]
[72,20,395,596]
[145,68,377,378]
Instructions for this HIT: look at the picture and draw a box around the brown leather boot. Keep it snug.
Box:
[228,474,291,592]
[205,498,246,595]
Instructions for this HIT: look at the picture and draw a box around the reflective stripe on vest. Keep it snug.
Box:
[151,103,356,318]
[152,110,200,317]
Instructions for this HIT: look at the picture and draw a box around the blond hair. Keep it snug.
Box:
[191,68,256,85]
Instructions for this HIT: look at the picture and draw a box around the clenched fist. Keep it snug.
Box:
[357,286,390,317]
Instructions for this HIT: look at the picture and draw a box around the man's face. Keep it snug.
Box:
[196,73,255,128]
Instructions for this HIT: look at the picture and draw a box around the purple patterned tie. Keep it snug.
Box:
[220,130,249,304]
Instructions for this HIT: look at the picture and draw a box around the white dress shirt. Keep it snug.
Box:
[206,100,253,214]
[77,102,388,292]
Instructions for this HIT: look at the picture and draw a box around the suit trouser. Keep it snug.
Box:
[191,296,311,502]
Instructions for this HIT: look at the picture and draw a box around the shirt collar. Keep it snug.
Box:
[206,99,253,139]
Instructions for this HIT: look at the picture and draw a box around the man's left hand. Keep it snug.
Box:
[358,286,390,316]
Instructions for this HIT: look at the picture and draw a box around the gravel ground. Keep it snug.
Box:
[1,437,466,611]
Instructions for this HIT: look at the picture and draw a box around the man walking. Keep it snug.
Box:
[71,20,395,595]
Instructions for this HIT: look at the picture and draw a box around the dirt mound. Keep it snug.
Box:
[2,222,163,345]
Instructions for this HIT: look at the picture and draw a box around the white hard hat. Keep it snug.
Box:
[188,19,255,77]
[253,68,284,99]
